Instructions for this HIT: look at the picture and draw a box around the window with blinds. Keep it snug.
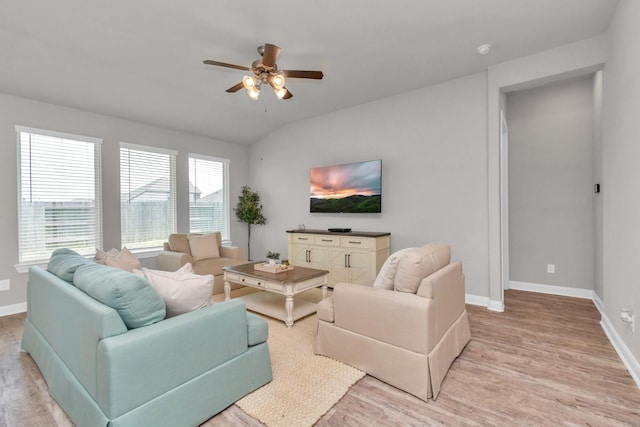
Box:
[120,143,177,250]
[16,126,103,263]
[189,154,230,240]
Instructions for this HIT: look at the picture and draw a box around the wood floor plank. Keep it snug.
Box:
[2,290,639,426]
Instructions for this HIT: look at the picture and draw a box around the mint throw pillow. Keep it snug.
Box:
[47,248,92,283]
[74,264,166,329]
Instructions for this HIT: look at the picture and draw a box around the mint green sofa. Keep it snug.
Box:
[21,262,272,427]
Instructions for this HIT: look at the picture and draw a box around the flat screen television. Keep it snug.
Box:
[310,159,382,213]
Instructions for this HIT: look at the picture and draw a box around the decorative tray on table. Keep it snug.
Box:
[253,263,295,274]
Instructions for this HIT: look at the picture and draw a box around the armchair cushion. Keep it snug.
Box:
[168,233,191,255]
[395,244,451,293]
[373,247,414,290]
[188,233,220,260]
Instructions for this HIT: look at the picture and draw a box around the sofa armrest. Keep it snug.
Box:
[219,245,244,260]
[96,299,253,419]
[157,250,193,272]
[332,282,434,354]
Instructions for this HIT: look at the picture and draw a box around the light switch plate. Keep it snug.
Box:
[0,279,9,291]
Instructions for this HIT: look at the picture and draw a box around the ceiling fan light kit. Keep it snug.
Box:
[204,43,323,101]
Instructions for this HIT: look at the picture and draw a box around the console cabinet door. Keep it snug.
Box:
[327,248,349,284]
[327,248,373,284]
[347,249,373,284]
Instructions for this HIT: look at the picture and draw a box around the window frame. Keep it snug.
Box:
[188,153,230,242]
[15,125,103,271]
[119,142,177,252]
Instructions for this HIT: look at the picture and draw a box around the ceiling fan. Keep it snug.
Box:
[203,43,323,100]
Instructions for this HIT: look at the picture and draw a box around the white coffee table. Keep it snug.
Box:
[223,262,329,328]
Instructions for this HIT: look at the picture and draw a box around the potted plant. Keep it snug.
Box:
[266,251,280,265]
[234,185,266,261]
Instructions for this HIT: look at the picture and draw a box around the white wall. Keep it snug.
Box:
[602,0,640,366]
[0,92,249,313]
[249,73,490,299]
[507,76,595,290]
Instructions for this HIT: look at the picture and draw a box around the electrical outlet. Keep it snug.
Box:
[0,279,9,291]
[547,264,555,274]
[621,309,635,333]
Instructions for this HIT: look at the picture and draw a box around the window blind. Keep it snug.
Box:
[120,143,177,250]
[188,154,230,239]
[16,126,102,263]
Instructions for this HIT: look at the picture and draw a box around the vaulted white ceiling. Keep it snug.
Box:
[0,0,618,144]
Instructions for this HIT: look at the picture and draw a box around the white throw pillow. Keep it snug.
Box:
[188,234,220,261]
[142,264,213,317]
[373,247,414,290]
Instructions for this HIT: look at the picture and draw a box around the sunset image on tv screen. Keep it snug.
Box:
[310,160,381,213]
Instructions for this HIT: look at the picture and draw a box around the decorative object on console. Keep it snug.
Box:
[234,185,266,261]
[310,159,382,213]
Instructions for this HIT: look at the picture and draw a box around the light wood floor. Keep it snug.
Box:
[2,290,640,426]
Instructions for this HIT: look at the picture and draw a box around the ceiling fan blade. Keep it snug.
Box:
[203,60,250,72]
[282,87,293,99]
[261,43,281,69]
[225,82,244,93]
[281,70,324,79]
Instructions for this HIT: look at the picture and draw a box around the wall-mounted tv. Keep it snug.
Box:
[310,159,382,213]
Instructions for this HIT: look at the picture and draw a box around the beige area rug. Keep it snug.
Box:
[216,288,365,427]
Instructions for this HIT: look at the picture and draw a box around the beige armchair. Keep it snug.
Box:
[157,232,247,295]
[315,244,471,401]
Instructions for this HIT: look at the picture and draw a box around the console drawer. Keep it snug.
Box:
[314,235,340,246]
[340,236,371,249]
[291,234,313,244]
[226,273,266,288]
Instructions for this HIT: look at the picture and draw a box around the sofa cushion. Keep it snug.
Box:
[168,233,191,255]
[394,244,451,293]
[373,247,414,290]
[142,264,214,318]
[74,263,166,329]
[47,248,93,283]
[188,233,220,260]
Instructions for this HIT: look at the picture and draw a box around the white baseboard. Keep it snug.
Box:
[593,293,640,389]
[465,294,488,307]
[487,299,505,312]
[509,280,594,299]
[0,302,27,317]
